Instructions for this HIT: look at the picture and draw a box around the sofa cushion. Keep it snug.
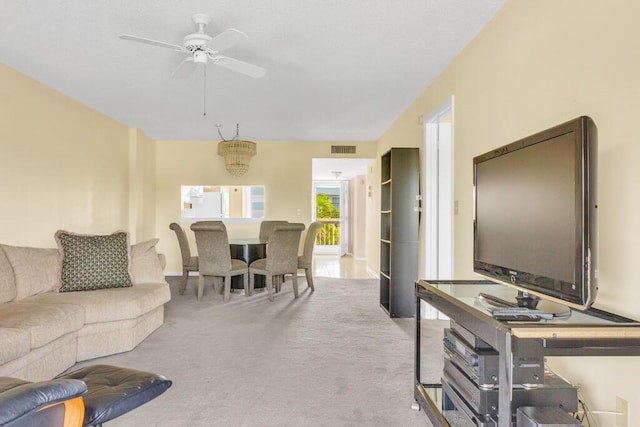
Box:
[55,230,132,292]
[24,283,170,324]
[130,239,165,284]
[0,248,17,303]
[0,328,31,365]
[0,303,85,349]
[0,245,60,300]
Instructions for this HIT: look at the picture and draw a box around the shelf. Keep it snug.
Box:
[381,181,390,211]
[381,209,391,239]
[380,274,390,311]
[381,152,391,183]
[380,241,390,280]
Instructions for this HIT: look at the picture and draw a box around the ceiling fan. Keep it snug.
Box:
[119,13,266,79]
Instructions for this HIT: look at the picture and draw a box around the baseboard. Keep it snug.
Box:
[165,271,197,277]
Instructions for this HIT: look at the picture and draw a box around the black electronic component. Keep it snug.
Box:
[443,360,578,419]
[443,328,499,387]
[516,406,582,426]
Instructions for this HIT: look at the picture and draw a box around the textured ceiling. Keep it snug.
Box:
[1,0,504,142]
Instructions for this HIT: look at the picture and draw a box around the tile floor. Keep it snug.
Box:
[312,254,372,279]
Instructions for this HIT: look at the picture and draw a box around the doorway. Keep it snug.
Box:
[421,97,454,317]
[311,158,372,258]
[313,181,344,255]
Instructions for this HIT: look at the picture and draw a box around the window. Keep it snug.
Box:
[181,185,265,220]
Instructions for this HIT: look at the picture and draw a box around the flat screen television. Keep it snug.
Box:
[473,116,597,311]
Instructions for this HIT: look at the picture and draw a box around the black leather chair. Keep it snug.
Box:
[57,364,172,427]
[0,376,86,427]
[0,364,172,427]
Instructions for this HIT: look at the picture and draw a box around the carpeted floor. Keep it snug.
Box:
[71,276,443,426]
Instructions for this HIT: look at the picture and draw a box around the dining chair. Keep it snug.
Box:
[190,222,248,301]
[298,221,323,292]
[169,222,198,295]
[249,223,305,301]
[258,220,288,242]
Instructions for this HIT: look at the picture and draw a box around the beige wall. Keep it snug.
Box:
[371,0,640,422]
[226,186,244,218]
[156,140,376,273]
[365,161,379,277]
[349,175,368,259]
[0,65,138,246]
[129,128,157,243]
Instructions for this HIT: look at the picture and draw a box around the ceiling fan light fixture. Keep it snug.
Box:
[216,124,257,177]
[193,50,207,64]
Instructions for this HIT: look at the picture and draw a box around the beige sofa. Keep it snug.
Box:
[0,237,171,381]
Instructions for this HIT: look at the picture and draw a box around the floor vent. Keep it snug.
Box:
[331,145,356,154]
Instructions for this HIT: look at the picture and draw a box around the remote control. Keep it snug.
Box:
[492,313,543,322]
[490,307,554,320]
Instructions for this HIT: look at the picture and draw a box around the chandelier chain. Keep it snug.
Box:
[216,123,241,141]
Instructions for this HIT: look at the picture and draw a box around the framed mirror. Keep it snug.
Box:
[181,185,265,220]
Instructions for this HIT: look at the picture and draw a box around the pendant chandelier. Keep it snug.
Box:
[216,124,257,177]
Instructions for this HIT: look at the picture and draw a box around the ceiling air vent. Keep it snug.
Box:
[331,145,356,154]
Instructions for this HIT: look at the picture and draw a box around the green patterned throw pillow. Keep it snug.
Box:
[56,230,132,292]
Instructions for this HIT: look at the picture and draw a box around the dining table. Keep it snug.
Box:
[228,237,267,290]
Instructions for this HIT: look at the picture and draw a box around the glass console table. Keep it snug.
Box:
[414,280,640,427]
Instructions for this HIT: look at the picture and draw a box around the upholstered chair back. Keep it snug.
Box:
[266,223,305,274]
[258,220,288,242]
[169,223,192,267]
[299,222,322,267]
[190,222,232,276]
[169,222,199,295]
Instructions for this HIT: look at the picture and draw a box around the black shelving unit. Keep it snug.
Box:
[380,148,419,318]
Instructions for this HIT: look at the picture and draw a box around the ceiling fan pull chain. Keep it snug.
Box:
[203,63,207,116]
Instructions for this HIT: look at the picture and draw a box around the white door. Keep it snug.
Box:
[339,180,349,256]
[421,97,454,318]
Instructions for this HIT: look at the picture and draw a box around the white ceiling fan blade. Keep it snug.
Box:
[119,34,185,51]
[211,55,266,78]
[208,28,249,52]
[172,57,199,78]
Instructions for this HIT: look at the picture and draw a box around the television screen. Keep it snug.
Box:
[473,116,597,310]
